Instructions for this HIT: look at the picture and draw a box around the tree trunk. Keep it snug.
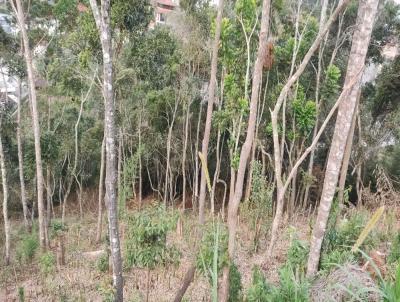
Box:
[307,0,379,277]
[267,0,351,257]
[337,97,359,205]
[182,99,191,211]
[221,1,271,300]
[96,137,106,243]
[11,0,47,248]
[89,1,123,299]
[16,78,30,231]
[198,0,224,224]
[0,120,10,265]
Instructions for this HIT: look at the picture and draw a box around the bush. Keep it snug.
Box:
[286,237,309,274]
[124,205,180,269]
[39,252,56,275]
[240,161,273,252]
[229,263,243,302]
[16,233,39,263]
[246,266,275,302]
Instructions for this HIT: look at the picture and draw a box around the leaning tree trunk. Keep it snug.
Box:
[16,78,30,231]
[0,120,10,265]
[89,0,123,300]
[220,1,271,300]
[267,0,351,258]
[307,0,379,277]
[198,0,225,224]
[337,95,359,205]
[11,0,47,248]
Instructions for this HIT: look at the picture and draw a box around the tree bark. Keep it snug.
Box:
[89,0,123,300]
[267,0,351,257]
[337,97,359,205]
[11,0,47,248]
[198,0,224,224]
[307,0,379,277]
[0,120,10,265]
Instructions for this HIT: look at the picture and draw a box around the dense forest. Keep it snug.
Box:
[0,0,400,300]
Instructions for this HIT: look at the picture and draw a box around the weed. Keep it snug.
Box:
[124,205,180,269]
[16,233,39,263]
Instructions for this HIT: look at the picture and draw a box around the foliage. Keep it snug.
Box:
[285,236,309,274]
[246,266,274,302]
[229,263,243,302]
[388,232,400,264]
[245,265,309,302]
[18,286,25,302]
[320,249,355,271]
[16,233,39,264]
[292,86,316,136]
[39,252,56,275]
[321,64,341,100]
[381,263,400,302]
[124,206,180,269]
[97,253,109,273]
[241,161,272,252]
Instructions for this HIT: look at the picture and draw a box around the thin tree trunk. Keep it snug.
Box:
[138,111,143,208]
[16,78,30,231]
[96,137,106,243]
[307,0,379,277]
[192,104,203,211]
[0,120,10,265]
[221,1,271,300]
[182,99,191,210]
[198,0,224,224]
[267,0,351,258]
[11,0,47,248]
[89,1,123,299]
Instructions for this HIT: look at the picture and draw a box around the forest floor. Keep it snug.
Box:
[0,197,399,302]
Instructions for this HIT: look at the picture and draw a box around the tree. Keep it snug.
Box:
[9,0,48,248]
[307,0,380,277]
[88,0,123,300]
[198,0,225,224]
[220,0,271,300]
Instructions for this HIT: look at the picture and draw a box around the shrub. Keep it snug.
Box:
[39,252,56,275]
[240,161,273,252]
[124,205,180,269]
[16,233,39,263]
[246,266,275,302]
[276,265,309,302]
[286,237,309,274]
[229,263,243,302]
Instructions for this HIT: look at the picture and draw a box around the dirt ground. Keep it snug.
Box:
[0,200,398,302]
